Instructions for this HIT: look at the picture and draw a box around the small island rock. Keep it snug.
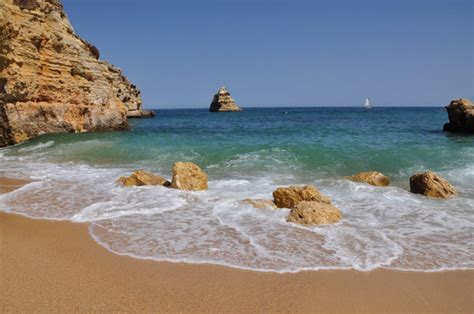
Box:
[209,87,242,112]
[443,98,474,133]
[273,185,331,209]
[287,201,341,225]
[348,171,390,187]
[242,199,277,209]
[409,171,456,199]
[118,170,170,187]
[171,162,208,191]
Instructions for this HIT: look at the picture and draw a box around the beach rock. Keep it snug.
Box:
[348,171,390,187]
[118,170,170,187]
[273,185,331,209]
[171,162,208,191]
[0,0,151,147]
[443,98,474,133]
[209,87,242,112]
[287,201,341,225]
[409,171,456,199]
[241,198,277,209]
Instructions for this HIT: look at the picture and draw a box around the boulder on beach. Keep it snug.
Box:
[209,87,242,112]
[287,201,341,225]
[272,185,331,209]
[409,171,456,199]
[242,199,277,209]
[118,170,170,187]
[348,171,390,187]
[443,98,474,133]
[171,162,208,191]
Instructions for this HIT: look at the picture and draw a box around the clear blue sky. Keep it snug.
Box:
[62,0,473,109]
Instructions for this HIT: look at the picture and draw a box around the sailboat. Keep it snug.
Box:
[363,97,372,109]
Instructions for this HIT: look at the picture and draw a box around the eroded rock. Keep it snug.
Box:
[409,171,456,199]
[118,170,170,187]
[287,201,341,225]
[443,98,474,133]
[0,0,150,147]
[348,171,390,187]
[171,162,208,191]
[273,185,331,209]
[209,86,242,112]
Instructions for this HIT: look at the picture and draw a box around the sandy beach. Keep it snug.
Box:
[0,177,473,313]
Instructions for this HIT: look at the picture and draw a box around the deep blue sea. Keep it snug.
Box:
[1,107,473,272]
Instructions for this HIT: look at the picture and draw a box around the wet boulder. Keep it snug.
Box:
[171,162,208,191]
[348,171,390,187]
[409,171,456,199]
[272,185,331,209]
[287,201,341,225]
[118,170,170,187]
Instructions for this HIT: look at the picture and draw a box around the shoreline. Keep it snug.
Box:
[1,177,473,312]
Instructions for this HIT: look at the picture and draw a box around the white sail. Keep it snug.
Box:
[364,97,372,109]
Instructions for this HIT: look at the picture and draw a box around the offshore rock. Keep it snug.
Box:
[409,171,456,199]
[118,170,170,187]
[0,0,150,147]
[171,162,208,191]
[273,185,331,209]
[348,171,390,187]
[209,87,242,112]
[443,98,474,133]
[287,201,341,225]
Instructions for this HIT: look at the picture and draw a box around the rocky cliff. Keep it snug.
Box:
[443,98,474,133]
[209,87,242,112]
[0,0,151,147]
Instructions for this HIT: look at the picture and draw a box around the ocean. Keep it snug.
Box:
[1,107,473,272]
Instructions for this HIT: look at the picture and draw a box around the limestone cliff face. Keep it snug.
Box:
[209,87,242,112]
[0,0,150,147]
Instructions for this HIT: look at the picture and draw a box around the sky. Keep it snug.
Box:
[62,0,473,109]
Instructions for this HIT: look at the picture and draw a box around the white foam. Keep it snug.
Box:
[0,151,473,273]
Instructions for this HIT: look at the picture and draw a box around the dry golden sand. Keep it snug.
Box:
[1,177,473,312]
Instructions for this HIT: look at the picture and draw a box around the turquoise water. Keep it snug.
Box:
[1,107,473,272]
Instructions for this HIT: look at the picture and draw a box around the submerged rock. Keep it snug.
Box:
[443,98,474,133]
[287,201,341,225]
[348,171,390,187]
[0,0,149,147]
[272,185,331,209]
[409,171,456,199]
[171,162,208,191]
[209,87,242,112]
[118,170,170,187]
[241,198,277,209]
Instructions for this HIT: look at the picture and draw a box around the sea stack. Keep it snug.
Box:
[209,87,242,112]
[443,98,474,133]
[0,0,151,147]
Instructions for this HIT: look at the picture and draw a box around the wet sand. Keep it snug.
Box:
[1,177,473,312]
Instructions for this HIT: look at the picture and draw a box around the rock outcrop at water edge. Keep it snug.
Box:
[0,0,150,147]
[443,98,474,133]
[272,185,331,209]
[348,171,390,187]
[171,162,208,191]
[409,171,456,199]
[118,170,170,187]
[287,201,341,225]
[209,87,242,112]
